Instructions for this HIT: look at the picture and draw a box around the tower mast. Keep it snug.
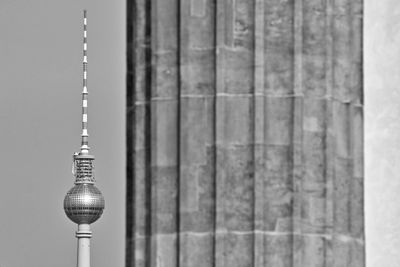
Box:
[81,9,89,155]
[64,10,105,267]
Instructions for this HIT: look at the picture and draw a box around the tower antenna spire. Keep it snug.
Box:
[64,10,105,267]
[81,9,89,154]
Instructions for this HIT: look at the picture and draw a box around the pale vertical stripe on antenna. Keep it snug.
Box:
[81,10,89,153]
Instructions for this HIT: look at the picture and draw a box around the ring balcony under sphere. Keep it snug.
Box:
[64,183,105,224]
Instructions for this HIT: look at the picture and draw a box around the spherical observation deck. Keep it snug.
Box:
[64,183,105,224]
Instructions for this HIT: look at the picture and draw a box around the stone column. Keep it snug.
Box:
[126,0,364,266]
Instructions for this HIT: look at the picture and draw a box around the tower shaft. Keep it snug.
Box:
[76,224,92,267]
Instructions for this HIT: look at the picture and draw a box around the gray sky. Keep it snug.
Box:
[365,1,400,266]
[0,0,125,266]
[0,0,399,266]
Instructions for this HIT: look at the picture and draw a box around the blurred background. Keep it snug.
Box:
[0,0,398,266]
[365,0,400,266]
[0,0,125,266]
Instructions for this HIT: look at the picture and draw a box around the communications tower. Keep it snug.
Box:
[64,10,105,267]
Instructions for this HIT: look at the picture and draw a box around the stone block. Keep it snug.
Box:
[216,146,254,231]
[219,48,254,94]
[264,145,293,231]
[180,97,214,165]
[180,233,214,267]
[302,130,326,186]
[216,96,253,145]
[152,234,177,267]
[232,0,255,50]
[333,157,352,235]
[133,104,150,150]
[333,102,351,158]
[133,149,151,235]
[352,106,363,178]
[350,177,364,239]
[180,161,215,232]
[151,166,178,234]
[264,234,293,267]
[300,235,327,267]
[216,232,253,267]
[180,50,215,95]
[151,100,178,167]
[153,0,178,52]
[303,98,327,132]
[265,0,294,95]
[332,236,351,267]
[300,194,327,233]
[152,52,179,98]
[183,1,214,48]
[265,97,294,145]
[132,235,149,267]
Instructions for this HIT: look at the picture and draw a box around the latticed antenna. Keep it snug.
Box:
[73,10,95,184]
[81,9,89,154]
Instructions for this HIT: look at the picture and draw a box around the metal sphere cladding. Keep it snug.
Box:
[64,183,105,224]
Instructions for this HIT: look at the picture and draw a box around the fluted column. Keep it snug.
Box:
[126,0,364,266]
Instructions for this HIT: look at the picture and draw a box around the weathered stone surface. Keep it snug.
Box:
[179,233,214,267]
[264,145,293,232]
[180,50,215,95]
[216,232,254,267]
[151,234,177,267]
[265,0,294,95]
[265,234,293,267]
[126,0,364,266]
[265,97,294,145]
[217,146,254,231]
[151,166,178,234]
[180,146,215,232]
[151,100,178,167]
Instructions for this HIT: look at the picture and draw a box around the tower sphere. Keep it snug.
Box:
[64,183,105,224]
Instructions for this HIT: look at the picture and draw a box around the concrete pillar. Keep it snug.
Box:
[126,0,364,266]
[76,224,92,267]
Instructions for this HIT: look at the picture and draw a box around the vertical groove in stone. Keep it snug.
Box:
[212,2,218,266]
[178,0,216,266]
[350,0,364,266]
[126,0,152,266]
[126,1,134,265]
[292,95,304,267]
[253,0,265,265]
[214,1,226,265]
[351,0,363,107]
[177,1,182,266]
[292,0,303,265]
[332,0,358,266]
[150,0,179,266]
[332,0,353,103]
[325,1,336,266]
[215,0,255,266]
[265,0,294,96]
[325,1,336,265]
[301,0,329,266]
[264,1,295,266]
